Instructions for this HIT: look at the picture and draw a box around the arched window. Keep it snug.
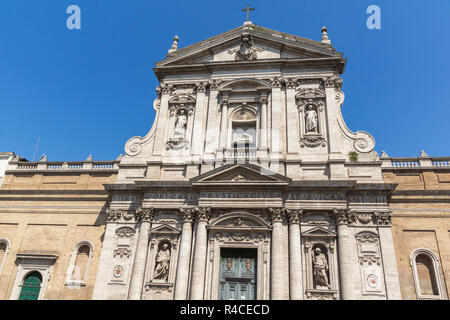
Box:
[19,271,42,300]
[0,239,10,276]
[66,241,93,286]
[410,248,444,300]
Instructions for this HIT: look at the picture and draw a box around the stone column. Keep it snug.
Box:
[174,208,195,300]
[189,207,211,300]
[287,209,303,300]
[335,209,360,300]
[191,83,207,157]
[375,212,402,300]
[270,208,285,300]
[92,209,119,300]
[128,208,154,300]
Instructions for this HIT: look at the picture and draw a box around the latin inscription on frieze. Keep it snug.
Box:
[348,195,386,203]
[200,191,282,199]
[144,192,198,201]
[286,193,345,201]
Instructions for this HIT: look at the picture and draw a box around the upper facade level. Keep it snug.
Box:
[119,24,381,183]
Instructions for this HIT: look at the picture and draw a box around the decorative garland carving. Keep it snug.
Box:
[107,209,134,222]
[113,248,132,259]
[115,226,136,238]
[211,231,269,245]
[300,136,326,148]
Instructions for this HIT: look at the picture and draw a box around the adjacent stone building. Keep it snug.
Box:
[0,22,448,300]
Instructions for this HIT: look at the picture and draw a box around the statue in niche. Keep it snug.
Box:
[305,105,318,134]
[153,243,171,281]
[313,247,331,289]
[235,34,258,61]
[172,109,187,139]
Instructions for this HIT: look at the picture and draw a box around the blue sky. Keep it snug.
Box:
[0,0,449,161]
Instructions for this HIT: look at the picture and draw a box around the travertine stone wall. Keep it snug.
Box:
[0,170,116,300]
[383,169,450,300]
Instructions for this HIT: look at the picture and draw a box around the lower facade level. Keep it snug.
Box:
[0,160,448,300]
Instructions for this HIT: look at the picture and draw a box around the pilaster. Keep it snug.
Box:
[174,208,195,300]
[189,207,211,299]
[127,208,154,300]
[375,212,402,300]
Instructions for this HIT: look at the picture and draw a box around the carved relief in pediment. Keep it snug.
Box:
[227,34,264,61]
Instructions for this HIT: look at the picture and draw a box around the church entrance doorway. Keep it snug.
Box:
[219,248,257,300]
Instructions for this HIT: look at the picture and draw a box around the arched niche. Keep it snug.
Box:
[229,106,258,149]
[410,248,445,300]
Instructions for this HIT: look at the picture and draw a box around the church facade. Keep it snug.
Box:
[0,22,448,300]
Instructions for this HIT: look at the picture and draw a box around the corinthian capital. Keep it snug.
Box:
[334,209,356,225]
[286,209,303,224]
[285,78,296,89]
[180,207,195,222]
[195,82,207,93]
[135,207,155,222]
[209,80,222,91]
[374,211,392,226]
[270,77,282,88]
[106,208,123,222]
[161,83,174,95]
[195,206,212,222]
[323,75,343,90]
[269,207,285,223]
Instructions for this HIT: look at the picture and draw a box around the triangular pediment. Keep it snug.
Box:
[191,163,291,185]
[156,25,342,67]
[302,226,336,238]
[150,224,180,235]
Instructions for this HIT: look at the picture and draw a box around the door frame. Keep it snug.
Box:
[218,247,258,301]
[10,253,58,300]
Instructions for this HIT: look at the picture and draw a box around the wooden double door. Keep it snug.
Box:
[219,248,257,300]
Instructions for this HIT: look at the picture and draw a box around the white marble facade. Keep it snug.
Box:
[92,23,401,300]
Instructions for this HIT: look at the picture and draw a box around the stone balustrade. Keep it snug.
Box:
[8,160,119,172]
[381,156,450,169]
[225,147,257,159]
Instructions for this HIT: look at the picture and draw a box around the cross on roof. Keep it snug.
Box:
[241,5,255,22]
